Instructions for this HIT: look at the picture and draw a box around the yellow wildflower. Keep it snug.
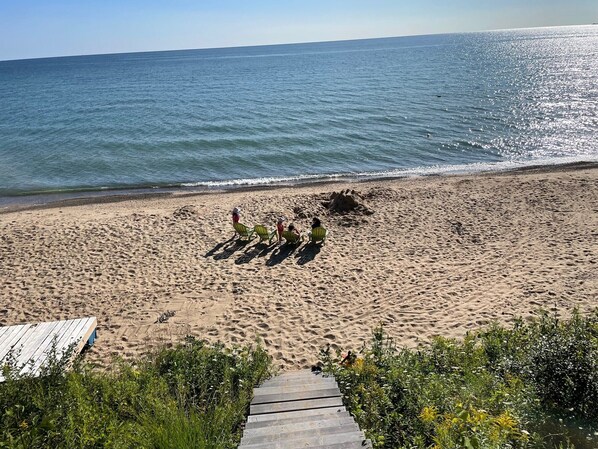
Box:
[495,411,517,430]
[420,406,438,423]
[353,358,365,371]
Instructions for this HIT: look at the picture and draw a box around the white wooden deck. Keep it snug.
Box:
[239,370,372,449]
[0,317,97,382]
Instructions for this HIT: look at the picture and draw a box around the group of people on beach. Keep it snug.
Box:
[232,207,321,243]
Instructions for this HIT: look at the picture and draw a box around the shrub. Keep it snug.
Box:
[0,337,271,449]
[321,310,598,449]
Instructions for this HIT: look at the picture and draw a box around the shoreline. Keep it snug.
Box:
[1,163,596,370]
[2,160,597,215]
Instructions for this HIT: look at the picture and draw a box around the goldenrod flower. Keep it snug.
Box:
[495,411,517,430]
[420,406,438,423]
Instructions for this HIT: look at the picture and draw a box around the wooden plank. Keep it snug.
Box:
[22,319,78,376]
[245,412,352,431]
[305,441,372,449]
[260,377,337,387]
[270,369,317,377]
[0,318,97,382]
[241,370,370,449]
[251,387,341,405]
[16,322,61,363]
[253,381,338,396]
[9,323,51,362]
[75,317,97,352]
[250,397,344,415]
[243,416,357,437]
[259,376,336,386]
[0,325,29,354]
[263,370,329,381]
[24,320,72,376]
[0,325,30,362]
[48,319,81,354]
[238,431,365,449]
[0,326,12,339]
[239,423,360,446]
[247,406,347,424]
[31,317,95,376]
[53,318,88,354]
[1,323,45,380]
[18,321,63,375]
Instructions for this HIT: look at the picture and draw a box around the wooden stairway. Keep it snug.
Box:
[239,369,372,449]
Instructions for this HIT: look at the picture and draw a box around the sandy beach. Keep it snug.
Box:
[0,164,596,370]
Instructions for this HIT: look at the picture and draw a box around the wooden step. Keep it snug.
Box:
[240,422,360,446]
[259,375,333,387]
[251,387,341,405]
[239,370,369,449]
[253,380,338,396]
[247,406,347,424]
[243,416,357,437]
[238,430,366,449]
[250,396,344,415]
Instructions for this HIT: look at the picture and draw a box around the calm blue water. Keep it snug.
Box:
[1,26,597,199]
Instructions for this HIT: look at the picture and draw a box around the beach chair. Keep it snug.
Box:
[308,226,328,244]
[233,222,255,241]
[254,225,276,244]
[281,230,303,245]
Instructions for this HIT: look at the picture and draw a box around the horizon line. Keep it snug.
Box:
[0,23,590,63]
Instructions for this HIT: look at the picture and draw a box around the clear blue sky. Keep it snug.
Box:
[1,0,596,61]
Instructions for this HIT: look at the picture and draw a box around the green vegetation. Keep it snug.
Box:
[2,311,597,449]
[0,337,271,449]
[320,310,598,449]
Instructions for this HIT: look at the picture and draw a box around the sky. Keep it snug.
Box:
[0,0,596,61]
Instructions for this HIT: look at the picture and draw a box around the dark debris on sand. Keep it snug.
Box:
[173,205,199,220]
[323,189,374,216]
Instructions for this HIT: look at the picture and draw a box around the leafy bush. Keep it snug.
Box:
[0,337,271,449]
[320,310,598,449]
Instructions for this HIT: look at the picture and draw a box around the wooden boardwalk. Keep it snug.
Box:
[0,317,97,382]
[239,369,372,449]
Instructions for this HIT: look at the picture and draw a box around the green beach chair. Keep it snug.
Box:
[281,230,303,245]
[308,226,328,244]
[233,222,255,241]
[254,225,276,244]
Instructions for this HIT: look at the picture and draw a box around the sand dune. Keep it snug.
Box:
[1,165,597,369]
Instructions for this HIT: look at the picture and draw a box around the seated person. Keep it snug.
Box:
[276,217,285,242]
[288,223,300,236]
[311,217,322,229]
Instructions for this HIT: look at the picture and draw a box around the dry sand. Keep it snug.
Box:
[1,164,597,370]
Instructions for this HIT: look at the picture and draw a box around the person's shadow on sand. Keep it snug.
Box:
[266,244,298,266]
[204,236,235,257]
[235,241,275,265]
[296,242,321,265]
[206,237,249,260]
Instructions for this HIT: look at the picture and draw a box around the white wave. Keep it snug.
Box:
[180,155,598,189]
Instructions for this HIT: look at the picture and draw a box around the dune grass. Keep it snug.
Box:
[0,337,271,449]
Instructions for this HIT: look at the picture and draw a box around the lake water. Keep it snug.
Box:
[0,25,597,200]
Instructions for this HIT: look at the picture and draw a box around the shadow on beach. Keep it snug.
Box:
[207,237,321,265]
[235,241,276,265]
[205,237,250,260]
[295,242,321,265]
[266,244,299,266]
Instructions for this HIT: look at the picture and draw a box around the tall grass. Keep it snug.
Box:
[320,310,598,449]
[0,337,271,449]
